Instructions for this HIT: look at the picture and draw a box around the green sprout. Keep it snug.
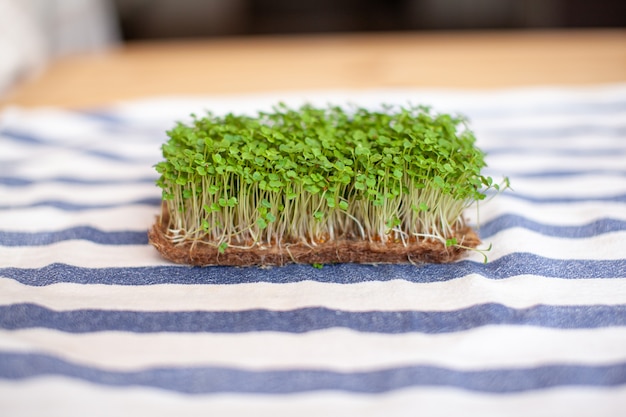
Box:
[154,103,506,256]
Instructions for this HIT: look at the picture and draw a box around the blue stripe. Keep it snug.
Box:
[1,303,624,334]
[486,125,626,139]
[507,169,626,178]
[485,147,626,156]
[75,110,128,124]
[2,216,621,246]
[72,111,167,138]
[2,255,624,287]
[0,352,624,394]
[0,227,148,246]
[0,197,161,211]
[0,176,156,187]
[496,192,626,204]
[478,216,626,239]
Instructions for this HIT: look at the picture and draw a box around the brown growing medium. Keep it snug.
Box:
[148,206,480,267]
[149,105,504,267]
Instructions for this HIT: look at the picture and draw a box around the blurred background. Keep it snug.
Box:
[1,0,625,95]
[114,0,626,39]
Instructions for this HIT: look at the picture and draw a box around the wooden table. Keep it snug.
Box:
[3,29,625,109]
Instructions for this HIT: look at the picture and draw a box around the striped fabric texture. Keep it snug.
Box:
[1,86,625,416]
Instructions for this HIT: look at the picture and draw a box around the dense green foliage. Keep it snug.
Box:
[155,104,501,250]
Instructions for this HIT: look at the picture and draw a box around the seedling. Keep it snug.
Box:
[149,103,506,266]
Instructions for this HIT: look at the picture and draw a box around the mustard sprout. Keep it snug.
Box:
[155,103,505,252]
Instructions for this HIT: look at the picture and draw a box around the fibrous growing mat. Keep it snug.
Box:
[149,104,500,266]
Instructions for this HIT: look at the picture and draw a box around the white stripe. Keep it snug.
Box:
[5,84,626,130]
[2,327,626,372]
[487,154,626,175]
[468,228,625,262]
[108,85,626,122]
[1,107,164,145]
[0,242,169,268]
[1,275,625,313]
[0,205,159,231]
[7,110,624,152]
[474,200,626,225]
[2,132,162,161]
[480,137,626,154]
[481,138,626,153]
[2,183,158,206]
[10,152,157,180]
[1,378,625,417]
[1,228,623,268]
[1,141,29,160]
[493,175,626,199]
[473,111,626,130]
[115,384,626,417]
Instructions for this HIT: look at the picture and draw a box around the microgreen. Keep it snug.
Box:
[155,103,507,254]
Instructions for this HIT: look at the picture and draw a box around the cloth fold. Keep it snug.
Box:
[1,86,625,416]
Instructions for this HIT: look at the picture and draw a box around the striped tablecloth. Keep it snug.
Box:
[1,86,625,416]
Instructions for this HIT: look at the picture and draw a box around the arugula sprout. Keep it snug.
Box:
[154,103,506,253]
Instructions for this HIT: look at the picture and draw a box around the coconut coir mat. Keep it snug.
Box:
[148,210,480,267]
